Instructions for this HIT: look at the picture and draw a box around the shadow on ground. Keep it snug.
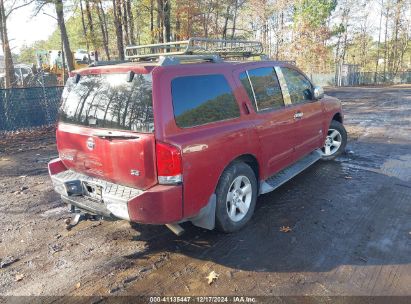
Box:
[126,140,411,274]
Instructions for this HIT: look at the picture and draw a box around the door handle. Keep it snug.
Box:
[294,112,304,119]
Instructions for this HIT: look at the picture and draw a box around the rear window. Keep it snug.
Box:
[59,73,153,132]
[171,74,240,128]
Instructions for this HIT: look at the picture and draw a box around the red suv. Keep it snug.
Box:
[48,39,346,234]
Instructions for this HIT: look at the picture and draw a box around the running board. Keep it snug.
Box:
[259,150,322,195]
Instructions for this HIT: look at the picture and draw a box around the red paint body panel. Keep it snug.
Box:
[128,184,183,224]
[170,122,260,218]
[56,123,157,190]
[232,65,297,177]
[293,101,325,159]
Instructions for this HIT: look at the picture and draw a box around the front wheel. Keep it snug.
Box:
[320,120,347,160]
[215,162,258,233]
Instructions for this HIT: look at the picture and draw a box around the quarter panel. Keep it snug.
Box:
[172,121,261,218]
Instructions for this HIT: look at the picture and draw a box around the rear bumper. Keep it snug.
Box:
[61,195,114,219]
[48,159,183,224]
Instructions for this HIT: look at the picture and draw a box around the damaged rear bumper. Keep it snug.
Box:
[48,158,183,224]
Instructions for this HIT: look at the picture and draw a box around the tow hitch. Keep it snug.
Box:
[65,213,82,230]
[64,205,103,230]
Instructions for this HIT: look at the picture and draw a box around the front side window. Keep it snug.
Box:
[171,74,240,128]
[59,73,154,132]
[281,67,313,104]
[239,67,284,112]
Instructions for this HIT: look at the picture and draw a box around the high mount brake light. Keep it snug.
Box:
[156,142,182,185]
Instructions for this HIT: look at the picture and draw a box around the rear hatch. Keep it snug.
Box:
[57,71,157,190]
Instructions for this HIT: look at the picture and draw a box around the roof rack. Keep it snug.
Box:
[124,37,264,62]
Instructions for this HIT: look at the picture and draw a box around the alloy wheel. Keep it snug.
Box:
[226,175,253,222]
[321,128,342,156]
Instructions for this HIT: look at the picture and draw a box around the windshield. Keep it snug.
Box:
[59,73,153,132]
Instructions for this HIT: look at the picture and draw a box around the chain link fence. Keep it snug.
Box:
[354,72,411,86]
[0,86,64,132]
[310,67,411,87]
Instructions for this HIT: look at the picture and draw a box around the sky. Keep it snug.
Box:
[4,2,56,55]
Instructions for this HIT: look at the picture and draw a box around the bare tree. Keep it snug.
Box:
[375,0,384,82]
[96,0,110,59]
[222,2,230,39]
[389,0,408,75]
[383,2,391,78]
[79,0,91,60]
[54,0,75,71]
[85,0,97,51]
[112,0,125,59]
[122,0,130,45]
[164,0,171,42]
[156,0,164,42]
[126,0,135,45]
[0,0,16,88]
[0,0,36,88]
[150,0,154,43]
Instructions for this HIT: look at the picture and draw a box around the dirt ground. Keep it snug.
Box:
[0,86,410,299]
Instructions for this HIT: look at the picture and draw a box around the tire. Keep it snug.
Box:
[320,120,347,160]
[215,162,258,233]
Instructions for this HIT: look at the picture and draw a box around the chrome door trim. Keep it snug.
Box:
[274,66,292,106]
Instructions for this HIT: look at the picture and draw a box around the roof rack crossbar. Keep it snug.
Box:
[124,37,264,61]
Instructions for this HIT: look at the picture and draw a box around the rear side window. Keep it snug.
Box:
[171,74,240,128]
[59,73,153,132]
[281,67,313,104]
[240,67,284,111]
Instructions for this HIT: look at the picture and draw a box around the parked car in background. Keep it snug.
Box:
[0,64,35,88]
[48,38,347,235]
[15,64,34,82]
[74,49,95,63]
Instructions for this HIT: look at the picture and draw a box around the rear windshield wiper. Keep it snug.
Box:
[92,131,140,139]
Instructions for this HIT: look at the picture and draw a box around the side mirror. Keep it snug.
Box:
[313,86,324,100]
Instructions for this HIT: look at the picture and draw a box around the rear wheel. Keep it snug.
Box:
[320,120,347,160]
[215,162,257,233]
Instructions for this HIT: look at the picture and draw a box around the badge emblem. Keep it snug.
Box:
[86,137,95,151]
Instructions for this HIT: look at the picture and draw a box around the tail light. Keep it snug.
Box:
[48,158,67,176]
[156,141,182,185]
